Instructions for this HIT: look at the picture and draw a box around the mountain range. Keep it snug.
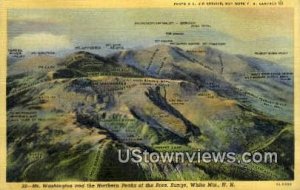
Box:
[7,45,294,181]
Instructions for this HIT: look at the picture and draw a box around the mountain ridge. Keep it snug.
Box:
[6,45,294,181]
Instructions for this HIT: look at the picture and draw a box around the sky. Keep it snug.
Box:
[8,8,293,61]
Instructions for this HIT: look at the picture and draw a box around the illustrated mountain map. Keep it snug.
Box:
[6,8,294,181]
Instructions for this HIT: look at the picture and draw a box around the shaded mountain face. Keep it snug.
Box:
[113,45,293,122]
[7,45,294,181]
[52,51,144,78]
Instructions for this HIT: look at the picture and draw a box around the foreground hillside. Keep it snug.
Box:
[7,45,294,181]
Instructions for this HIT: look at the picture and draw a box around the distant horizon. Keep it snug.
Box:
[7,43,294,70]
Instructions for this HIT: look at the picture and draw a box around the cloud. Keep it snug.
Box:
[10,33,72,51]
